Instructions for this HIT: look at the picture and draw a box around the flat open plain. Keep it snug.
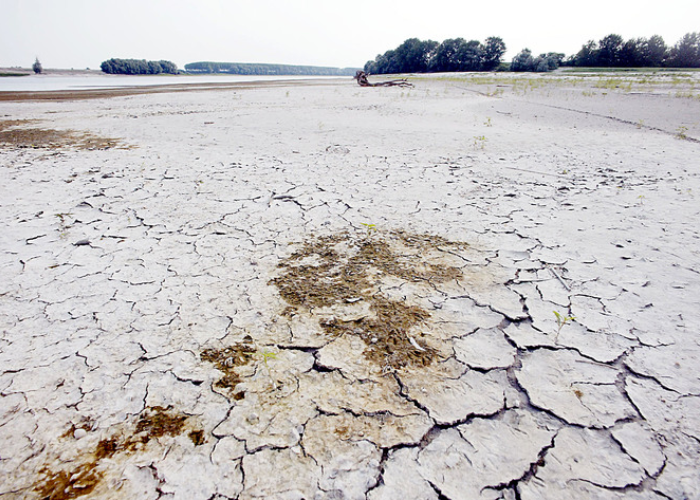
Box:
[1,72,699,499]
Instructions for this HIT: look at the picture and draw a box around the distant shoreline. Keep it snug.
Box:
[0,76,346,102]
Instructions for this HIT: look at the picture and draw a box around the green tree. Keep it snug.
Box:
[618,39,641,67]
[482,37,506,70]
[32,57,43,74]
[646,35,667,67]
[534,52,564,72]
[365,36,505,74]
[457,40,484,71]
[432,38,464,72]
[100,58,178,75]
[511,48,534,71]
[668,32,700,67]
[573,40,599,66]
[598,34,624,66]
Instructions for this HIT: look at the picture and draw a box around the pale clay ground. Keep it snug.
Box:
[1,72,700,499]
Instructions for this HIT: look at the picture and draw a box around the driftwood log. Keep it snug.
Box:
[354,70,413,88]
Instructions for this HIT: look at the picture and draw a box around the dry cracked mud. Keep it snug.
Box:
[1,73,699,499]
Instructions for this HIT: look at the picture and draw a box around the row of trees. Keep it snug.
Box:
[568,32,700,68]
[184,61,357,76]
[100,58,178,75]
[511,51,565,72]
[363,37,507,74]
[365,32,700,75]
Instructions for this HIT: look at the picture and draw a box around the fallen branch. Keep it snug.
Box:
[354,70,413,88]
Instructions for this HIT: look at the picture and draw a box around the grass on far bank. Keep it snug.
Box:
[561,67,700,73]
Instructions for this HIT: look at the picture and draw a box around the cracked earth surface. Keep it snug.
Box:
[1,73,699,499]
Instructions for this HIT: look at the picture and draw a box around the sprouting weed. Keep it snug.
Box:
[55,212,71,223]
[473,135,487,150]
[484,117,493,127]
[676,126,689,140]
[256,349,279,389]
[636,119,645,129]
[257,350,277,367]
[360,223,377,239]
[553,310,575,343]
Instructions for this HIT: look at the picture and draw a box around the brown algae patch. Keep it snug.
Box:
[200,335,257,399]
[33,406,201,499]
[0,119,123,150]
[35,462,103,500]
[272,229,468,370]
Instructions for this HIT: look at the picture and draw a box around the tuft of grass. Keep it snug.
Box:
[473,135,487,150]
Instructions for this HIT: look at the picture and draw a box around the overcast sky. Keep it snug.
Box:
[2,0,698,70]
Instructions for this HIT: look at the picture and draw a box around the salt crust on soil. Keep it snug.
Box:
[1,72,699,499]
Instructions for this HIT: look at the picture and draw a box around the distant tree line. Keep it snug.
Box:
[184,61,358,76]
[566,32,700,68]
[100,58,178,75]
[363,37,507,74]
[510,50,565,72]
[364,32,700,75]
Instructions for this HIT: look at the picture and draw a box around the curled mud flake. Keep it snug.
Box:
[34,463,102,500]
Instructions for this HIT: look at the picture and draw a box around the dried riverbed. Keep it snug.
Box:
[1,72,699,499]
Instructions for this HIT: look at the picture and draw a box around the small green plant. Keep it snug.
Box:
[55,212,71,223]
[636,119,645,129]
[553,310,575,342]
[484,117,493,127]
[55,212,72,237]
[257,349,277,367]
[473,135,487,150]
[676,125,689,140]
[360,223,377,239]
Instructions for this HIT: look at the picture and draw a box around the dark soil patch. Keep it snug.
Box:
[34,406,201,499]
[200,335,257,399]
[272,229,467,370]
[0,119,123,150]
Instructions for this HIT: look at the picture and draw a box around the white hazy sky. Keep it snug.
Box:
[1,0,698,70]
